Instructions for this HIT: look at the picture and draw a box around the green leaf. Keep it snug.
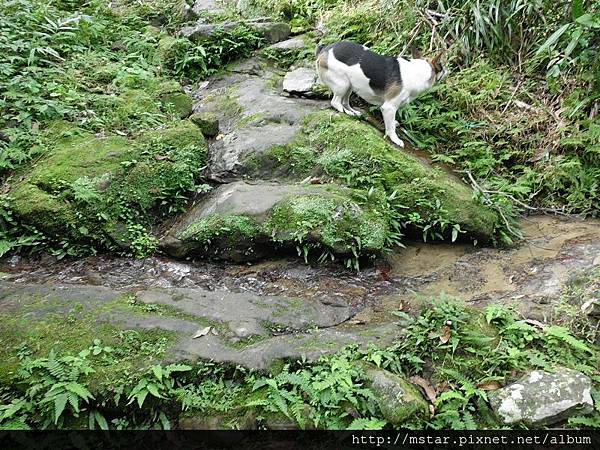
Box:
[136,390,148,408]
[536,24,571,56]
[53,394,68,424]
[66,382,93,401]
[93,410,109,430]
[146,383,163,399]
[152,365,163,382]
[575,14,600,28]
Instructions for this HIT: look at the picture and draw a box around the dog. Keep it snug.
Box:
[315,41,447,147]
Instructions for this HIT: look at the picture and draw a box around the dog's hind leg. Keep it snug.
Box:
[320,69,356,116]
[342,90,361,116]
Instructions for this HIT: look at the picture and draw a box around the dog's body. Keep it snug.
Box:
[316,41,447,147]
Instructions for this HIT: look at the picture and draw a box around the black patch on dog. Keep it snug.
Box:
[331,41,401,93]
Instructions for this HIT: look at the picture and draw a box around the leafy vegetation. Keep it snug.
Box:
[254,0,600,217]
[1,297,598,430]
[0,0,265,257]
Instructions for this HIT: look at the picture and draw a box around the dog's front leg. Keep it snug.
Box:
[381,102,404,147]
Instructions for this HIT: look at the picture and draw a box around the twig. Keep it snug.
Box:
[501,78,524,114]
[465,171,578,218]
[465,172,521,238]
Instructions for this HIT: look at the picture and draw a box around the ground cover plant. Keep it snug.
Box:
[0,296,598,430]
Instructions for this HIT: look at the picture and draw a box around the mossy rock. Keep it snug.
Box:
[191,111,220,137]
[9,121,207,254]
[257,111,502,243]
[360,362,429,425]
[161,181,390,261]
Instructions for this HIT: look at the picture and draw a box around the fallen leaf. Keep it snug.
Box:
[524,319,547,330]
[193,326,211,339]
[436,380,449,393]
[439,325,452,344]
[410,375,437,404]
[215,133,224,140]
[154,154,170,161]
[477,381,502,391]
[0,184,10,194]
[347,319,366,325]
[428,404,436,416]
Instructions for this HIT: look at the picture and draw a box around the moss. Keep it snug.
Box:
[360,362,429,425]
[190,111,220,137]
[9,121,207,255]
[0,302,178,387]
[266,193,389,254]
[160,92,193,119]
[268,111,502,243]
[178,214,262,243]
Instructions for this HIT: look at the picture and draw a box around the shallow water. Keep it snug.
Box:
[2,215,599,321]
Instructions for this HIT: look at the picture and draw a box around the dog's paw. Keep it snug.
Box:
[389,135,404,147]
[343,108,361,117]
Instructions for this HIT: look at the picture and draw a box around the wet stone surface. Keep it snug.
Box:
[2,216,600,369]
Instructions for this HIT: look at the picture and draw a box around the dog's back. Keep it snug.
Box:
[316,41,401,105]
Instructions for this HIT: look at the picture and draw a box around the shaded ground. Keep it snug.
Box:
[2,215,598,370]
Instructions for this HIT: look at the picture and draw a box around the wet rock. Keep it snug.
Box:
[135,285,353,331]
[489,369,594,426]
[282,68,318,96]
[160,181,390,261]
[360,363,429,425]
[173,322,402,370]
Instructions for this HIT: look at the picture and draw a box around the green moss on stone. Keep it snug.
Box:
[160,92,193,119]
[178,214,262,243]
[266,193,389,254]
[9,120,207,255]
[190,111,220,137]
[267,111,502,243]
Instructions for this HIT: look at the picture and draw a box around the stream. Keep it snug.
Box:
[1,215,599,369]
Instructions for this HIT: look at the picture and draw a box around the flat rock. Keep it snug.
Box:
[489,368,594,425]
[268,36,306,51]
[0,280,401,371]
[283,68,318,96]
[171,322,402,370]
[135,286,353,334]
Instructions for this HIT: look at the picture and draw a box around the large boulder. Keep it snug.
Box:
[489,368,594,426]
[160,181,390,261]
[8,119,206,253]
[190,62,502,246]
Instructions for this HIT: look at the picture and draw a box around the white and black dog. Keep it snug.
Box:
[316,41,447,147]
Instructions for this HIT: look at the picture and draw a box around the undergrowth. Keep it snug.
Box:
[1,298,598,430]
